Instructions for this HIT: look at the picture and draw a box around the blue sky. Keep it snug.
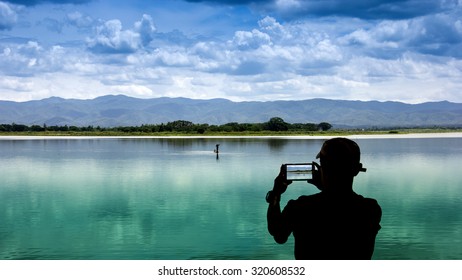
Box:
[0,0,461,103]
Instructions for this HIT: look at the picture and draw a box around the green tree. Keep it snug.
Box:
[166,120,194,132]
[30,125,45,132]
[11,123,28,132]
[265,117,289,131]
[317,122,332,131]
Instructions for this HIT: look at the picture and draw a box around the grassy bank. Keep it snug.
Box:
[1,128,461,137]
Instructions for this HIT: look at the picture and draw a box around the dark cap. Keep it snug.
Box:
[316,137,361,165]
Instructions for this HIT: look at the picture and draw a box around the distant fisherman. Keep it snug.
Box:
[214,144,220,154]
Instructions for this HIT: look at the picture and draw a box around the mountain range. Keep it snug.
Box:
[1,95,461,128]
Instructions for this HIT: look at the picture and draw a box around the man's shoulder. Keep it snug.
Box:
[351,194,382,221]
[291,192,323,202]
[287,192,381,210]
[357,195,381,209]
[286,193,324,208]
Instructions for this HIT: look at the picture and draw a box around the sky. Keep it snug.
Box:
[0,0,461,103]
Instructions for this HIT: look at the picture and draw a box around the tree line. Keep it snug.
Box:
[0,117,332,134]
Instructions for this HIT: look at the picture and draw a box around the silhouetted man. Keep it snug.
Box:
[266,137,381,259]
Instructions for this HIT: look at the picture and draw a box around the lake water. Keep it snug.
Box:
[1,136,461,260]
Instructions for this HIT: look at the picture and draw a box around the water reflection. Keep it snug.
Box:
[0,137,461,259]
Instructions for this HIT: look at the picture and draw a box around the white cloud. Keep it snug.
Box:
[151,48,192,66]
[1,3,462,104]
[0,41,45,76]
[110,84,153,97]
[87,19,141,53]
[338,10,462,58]
[274,0,301,10]
[258,16,284,34]
[66,11,94,29]
[0,76,33,92]
[86,14,157,54]
[0,72,107,101]
[134,14,156,46]
[232,29,271,49]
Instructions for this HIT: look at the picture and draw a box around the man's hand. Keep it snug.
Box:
[273,165,292,195]
[307,161,324,191]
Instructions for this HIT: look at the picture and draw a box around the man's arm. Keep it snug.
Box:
[267,192,290,243]
[367,200,382,259]
[266,167,292,244]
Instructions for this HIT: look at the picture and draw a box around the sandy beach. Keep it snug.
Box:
[1,132,461,140]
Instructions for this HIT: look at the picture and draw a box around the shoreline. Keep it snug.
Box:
[1,132,462,140]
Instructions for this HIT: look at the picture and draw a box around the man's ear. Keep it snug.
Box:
[353,163,363,176]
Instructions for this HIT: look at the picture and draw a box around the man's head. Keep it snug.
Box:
[316,138,364,191]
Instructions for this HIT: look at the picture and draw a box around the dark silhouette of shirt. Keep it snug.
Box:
[269,190,382,260]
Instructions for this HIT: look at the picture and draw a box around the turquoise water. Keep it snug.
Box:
[1,137,461,260]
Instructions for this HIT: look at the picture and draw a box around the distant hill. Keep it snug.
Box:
[1,95,461,128]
